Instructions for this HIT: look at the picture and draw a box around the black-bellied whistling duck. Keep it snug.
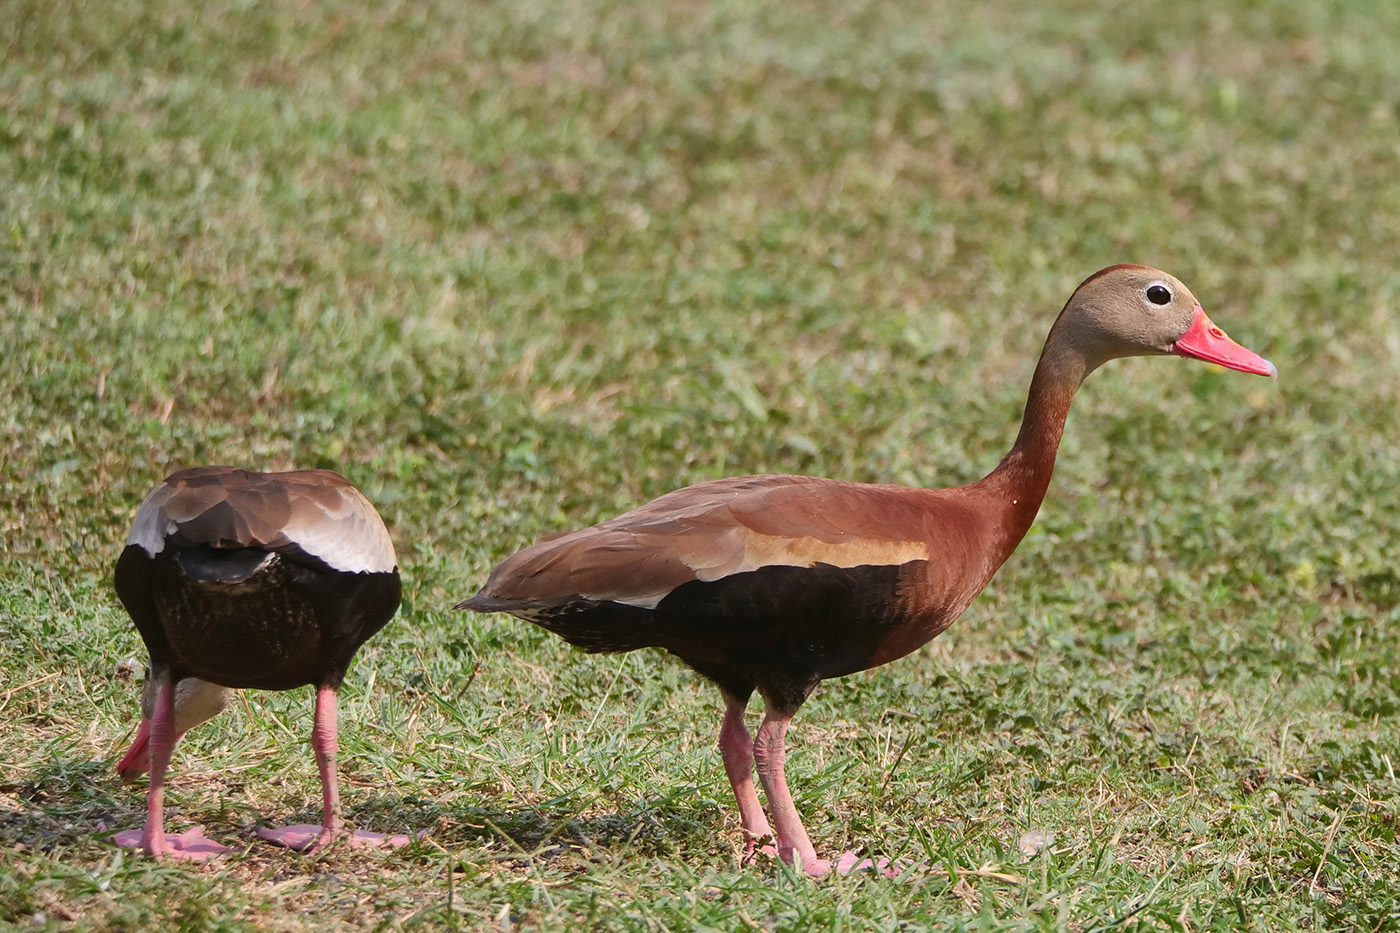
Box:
[456,265,1276,877]
[111,466,404,860]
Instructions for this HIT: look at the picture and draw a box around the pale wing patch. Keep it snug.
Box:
[589,527,927,609]
[126,482,183,556]
[127,474,239,556]
[682,526,929,581]
[583,588,671,611]
[485,475,930,611]
[125,472,396,573]
[280,488,397,573]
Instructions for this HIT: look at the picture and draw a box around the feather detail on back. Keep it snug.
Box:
[469,475,959,610]
[126,466,397,574]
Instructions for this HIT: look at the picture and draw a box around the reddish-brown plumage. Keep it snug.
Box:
[458,265,1277,876]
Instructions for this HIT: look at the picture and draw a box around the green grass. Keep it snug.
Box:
[4,0,1400,928]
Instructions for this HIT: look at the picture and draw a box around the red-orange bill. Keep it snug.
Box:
[1171,307,1276,377]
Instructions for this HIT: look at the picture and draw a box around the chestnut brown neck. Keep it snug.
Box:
[972,332,1090,554]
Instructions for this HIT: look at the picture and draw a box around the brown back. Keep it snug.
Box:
[126,466,396,573]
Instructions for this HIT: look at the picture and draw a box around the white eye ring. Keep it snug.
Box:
[1145,284,1173,306]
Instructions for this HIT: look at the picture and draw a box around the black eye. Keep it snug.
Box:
[1146,285,1172,305]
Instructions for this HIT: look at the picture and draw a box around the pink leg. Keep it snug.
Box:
[257,686,415,852]
[312,683,344,846]
[718,692,773,858]
[752,710,829,876]
[140,679,177,857]
[111,680,228,861]
[750,707,910,879]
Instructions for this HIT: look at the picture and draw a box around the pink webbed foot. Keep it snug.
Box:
[741,838,780,865]
[111,825,230,861]
[256,824,419,852]
[832,851,914,878]
[749,845,911,878]
[739,838,829,876]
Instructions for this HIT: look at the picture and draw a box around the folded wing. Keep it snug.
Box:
[126,466,396,574]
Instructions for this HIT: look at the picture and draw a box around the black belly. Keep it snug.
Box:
[155,568,327,688]
[527,561,926,712]
[118,545,401,691]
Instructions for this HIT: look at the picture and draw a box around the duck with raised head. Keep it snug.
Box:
[456,265,1277,876]
[112,466,404,860]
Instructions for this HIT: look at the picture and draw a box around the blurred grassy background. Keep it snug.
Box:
[3,0,1399,929]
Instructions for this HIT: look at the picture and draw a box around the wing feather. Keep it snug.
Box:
[126,466,396,573]
[476,475,938,609]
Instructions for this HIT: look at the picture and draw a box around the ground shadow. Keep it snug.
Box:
[4,756,728,867]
